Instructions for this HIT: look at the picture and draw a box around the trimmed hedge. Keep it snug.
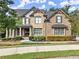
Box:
[47,36,76,41]
[29,36,46,41]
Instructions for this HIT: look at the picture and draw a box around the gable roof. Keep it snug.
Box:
[30,9,46,17]
[15,7,70,21]
[15,7,36,17]
[15,9,29,17]
[45,10,70,21]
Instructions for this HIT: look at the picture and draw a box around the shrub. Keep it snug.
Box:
[14,36,23,41]
[29,36,46,41]
[47,36,76,41]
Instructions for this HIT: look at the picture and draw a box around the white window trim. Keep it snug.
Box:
[23,18,25,25]
[34,28,42,36]
[22,17,29,25]
[54,28,65,36]
[56,16,62,23]
[25,18,29,24]
[35,16,42,24]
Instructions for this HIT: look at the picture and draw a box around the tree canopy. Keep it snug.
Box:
[0,0,17,32]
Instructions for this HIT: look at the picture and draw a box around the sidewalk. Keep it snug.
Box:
[0,44,79,56]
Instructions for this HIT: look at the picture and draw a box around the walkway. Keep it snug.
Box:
[0,44,79,56]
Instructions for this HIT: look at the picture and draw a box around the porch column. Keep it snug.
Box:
[9,28,12,38]
[12,29,15,38]
[15,29,17,36]
[22,28,24,36]
[19,27,22,36]
[29,27,32,36]
[6,28,8,38]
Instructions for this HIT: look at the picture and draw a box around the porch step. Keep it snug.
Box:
[21,37,30,43]
[22,37,29,40]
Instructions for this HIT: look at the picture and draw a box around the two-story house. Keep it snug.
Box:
[5,7,71,40]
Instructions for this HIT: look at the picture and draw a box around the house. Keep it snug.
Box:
[5,7,71,40]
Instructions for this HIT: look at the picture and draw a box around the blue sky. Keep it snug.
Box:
[10,0,79,11]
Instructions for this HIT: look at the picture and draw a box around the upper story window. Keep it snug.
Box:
[35,16,42,24]
[23,17,29,25]
[56,16,62,23]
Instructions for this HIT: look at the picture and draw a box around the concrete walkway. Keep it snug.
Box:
[0,44,79,56]
[48,56,79,59]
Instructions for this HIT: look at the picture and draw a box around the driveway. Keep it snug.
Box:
[48,56,79,59]
[0,44,79,56]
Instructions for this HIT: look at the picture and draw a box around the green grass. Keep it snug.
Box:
[1,50,79,59]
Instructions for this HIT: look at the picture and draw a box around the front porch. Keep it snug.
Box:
[6,25,32,38]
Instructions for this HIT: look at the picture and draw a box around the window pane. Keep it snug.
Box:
[26,18,29,24]
[23,18,25,25]
[54,28,64,35]
[35,16,41,24]
[56,16,62,23]
[34,28,42,36]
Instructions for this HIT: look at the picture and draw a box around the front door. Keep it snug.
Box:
[24,28,29,37]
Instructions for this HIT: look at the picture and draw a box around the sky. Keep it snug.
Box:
[10,0,79,11]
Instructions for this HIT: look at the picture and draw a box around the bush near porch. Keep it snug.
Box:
[47,36,76,41]
[1,36,76,41]
[29,36,46,41]
[29,36,76,41]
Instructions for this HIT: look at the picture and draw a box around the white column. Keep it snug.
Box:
[12,29,15,38]
[22,28,24,36]
[15,29,17,37]
[6,28,8,38]
[9,29,11,38]
[29,27,32,36]
[19,27,21,36]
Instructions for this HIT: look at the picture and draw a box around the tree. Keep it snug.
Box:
[49,7,58,11]
[0,0,17,38]
[61,5,71,15]
[69,9,79,36]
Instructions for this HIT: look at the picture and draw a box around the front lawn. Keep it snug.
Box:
[1,50,79,59]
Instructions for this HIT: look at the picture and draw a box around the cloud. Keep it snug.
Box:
[60,1,69,7]
[22,0,31,3]
[39,0,46,3]
[22,0,46,3]
[10,2,25,9]
[70,0,79,5]
[60,0,79,7]
[48,1,56,6]
[69,6,76,12]
[39,4,45,9]
[10,0,31,9]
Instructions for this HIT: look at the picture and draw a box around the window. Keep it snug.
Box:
[25,18,29,24]
[34,28,42,36]
[56,16,62,23]
[54,28,65,35]
[23,18,29,25]
[35,16,41,24]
